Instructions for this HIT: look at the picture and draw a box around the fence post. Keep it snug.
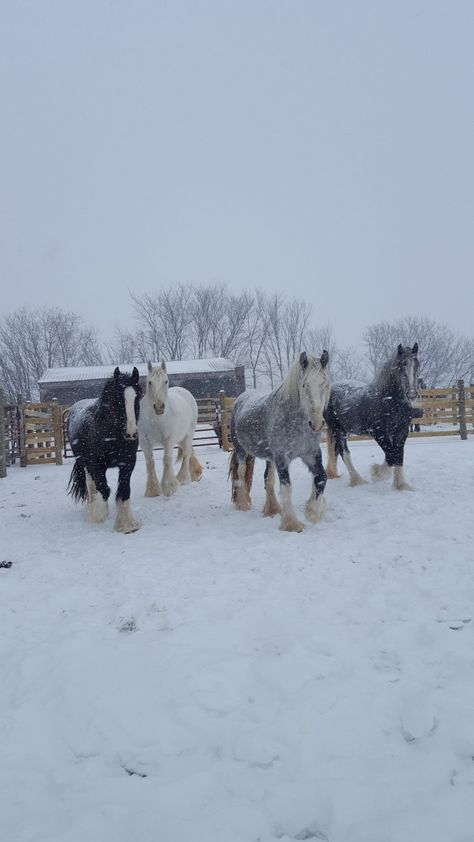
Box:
[219,390,231,452]
[458,379,467,441]
[17,394,27,467]
[52,402,63,465]
[0,389,6,478]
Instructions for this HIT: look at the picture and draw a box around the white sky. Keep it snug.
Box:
[1,0,473,348]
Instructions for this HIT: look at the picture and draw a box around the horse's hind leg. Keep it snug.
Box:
[161,438,179,496]
[341,441,367,487]
[275,456,304,533]
[142,439,161,497]
[230,448,254,511]
[85,468,109,523]
[262,461,281,517]
[325,428,341,479]
[176,434,192,485]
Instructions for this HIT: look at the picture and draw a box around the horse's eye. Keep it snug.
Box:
[165,380,169,385]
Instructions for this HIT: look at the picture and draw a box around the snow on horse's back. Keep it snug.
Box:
[138,360,203,498]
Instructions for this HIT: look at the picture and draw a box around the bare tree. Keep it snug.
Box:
[0,306,103,401]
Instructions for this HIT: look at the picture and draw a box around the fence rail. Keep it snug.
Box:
[1,381,472,475]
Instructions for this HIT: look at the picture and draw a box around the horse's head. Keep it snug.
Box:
[146,360,169,416]
[298,350,331,432]
[106,366,142,439]
[395,342,420,402]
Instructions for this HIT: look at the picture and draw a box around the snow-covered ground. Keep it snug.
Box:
[1,436,474,842]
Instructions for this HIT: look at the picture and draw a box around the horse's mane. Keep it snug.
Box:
[371,347,411,394]
[278,355,329,404]
[277,356,302,402]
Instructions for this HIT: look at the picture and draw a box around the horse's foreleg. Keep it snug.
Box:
[115,462,140,533]
[86,467,110,523]
[161,439,179,496]
[262,460,281,517]
[304,448,328,524]
[276,457,304,533]
[143,440,161,497]
[390,437,413,491]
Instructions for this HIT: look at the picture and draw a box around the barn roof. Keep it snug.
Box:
[39,358,237,385]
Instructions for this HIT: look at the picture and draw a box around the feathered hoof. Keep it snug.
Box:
[349,474,368,487]
[145,486,161,497]
[371,462,392,482]
[86,497,109,523]
[161,478,179,497]
[279,515,304,533]
[393,481,414,492]
[114,516,140,533]
[114,501,140,533]
[326,469,341,480]
[262,499,281,517]
[304,495,327,523]
[235,496,252,511]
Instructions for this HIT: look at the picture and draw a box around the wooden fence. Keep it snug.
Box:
[1,381,472,473]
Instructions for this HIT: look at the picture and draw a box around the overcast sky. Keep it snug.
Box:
[1,0,473,349]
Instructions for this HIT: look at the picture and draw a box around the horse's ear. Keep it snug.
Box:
[161,359,167,372]
[299,351,308,370]
[114,366,120,380]
[412,342,418,355]
[397,344,404,357]
[147,360,152,373]
[320,350,329,368]
[132,366,139,384]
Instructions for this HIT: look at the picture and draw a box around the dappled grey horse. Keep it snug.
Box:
[324,342,422,490]
[229,351,331,532]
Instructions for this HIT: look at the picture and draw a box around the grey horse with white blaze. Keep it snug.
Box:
[229,351,331,532]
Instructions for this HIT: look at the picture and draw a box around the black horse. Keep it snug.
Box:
[67,367,143,532]
[324,343,423,490]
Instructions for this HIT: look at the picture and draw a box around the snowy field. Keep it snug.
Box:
[1,436,474,842]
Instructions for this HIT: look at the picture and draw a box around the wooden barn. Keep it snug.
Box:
[38,358,245,405]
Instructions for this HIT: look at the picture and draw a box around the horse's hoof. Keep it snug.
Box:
[394,482,414,492]
[371,463,392,481]
[115,520,140,533]
[262,502,281,517]
[145,488,161,497]
[349,475,368,487]
[279,517,304,533]
[326,470,341,480]
[304,496,327,523]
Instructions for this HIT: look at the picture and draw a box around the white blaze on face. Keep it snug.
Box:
[149,369,167,414]
[301,364,330,432]
[406,358,418,400]
[124,386,138,437]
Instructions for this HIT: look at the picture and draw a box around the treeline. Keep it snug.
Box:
[1,284,473,401]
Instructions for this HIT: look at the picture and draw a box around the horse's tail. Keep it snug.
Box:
[67,459,88,503]
[229,450,255,503]
[176,446,203,481]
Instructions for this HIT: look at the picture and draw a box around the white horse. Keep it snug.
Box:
[138,361,203,497]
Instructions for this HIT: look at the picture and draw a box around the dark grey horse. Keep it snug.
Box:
[324,343,422,490]
[229,351,330,532]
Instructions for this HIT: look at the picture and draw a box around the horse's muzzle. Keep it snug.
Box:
[308,420,324,433]
[153,404,165,415]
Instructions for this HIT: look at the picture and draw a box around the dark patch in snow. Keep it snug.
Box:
[118,617,137,633]
[0,560,13,569]
[123,766,147,778]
